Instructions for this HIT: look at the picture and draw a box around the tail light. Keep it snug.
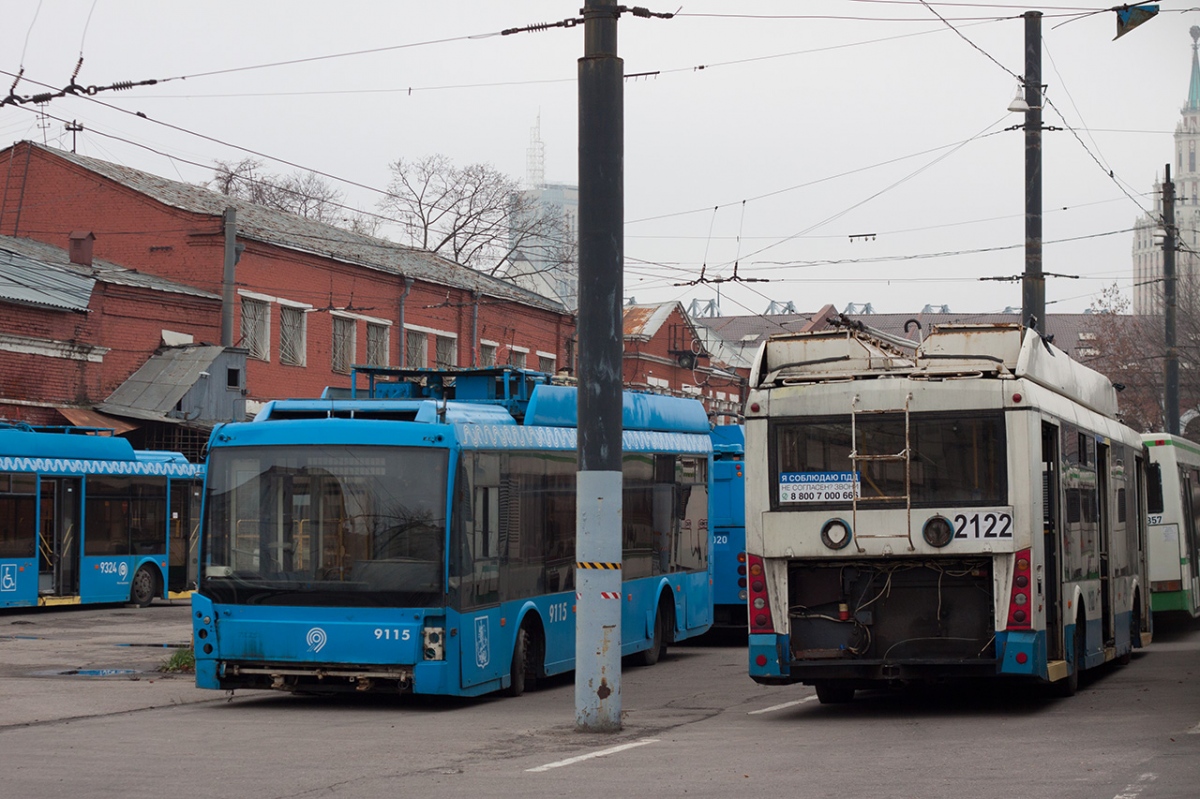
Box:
[1006,548,1032,630]
[746,553,775,634]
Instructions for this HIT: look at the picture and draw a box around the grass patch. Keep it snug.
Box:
[160,647,195,673]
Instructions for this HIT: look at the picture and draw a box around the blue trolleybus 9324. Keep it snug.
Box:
[744,324,1152,703]
[710,425,747,629]
[192,367,714,697]
[0,422,203,608]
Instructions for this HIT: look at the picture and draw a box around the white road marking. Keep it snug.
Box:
[526,738,660,773]
[1112,773,1158,799]
[747,695,819,714]
[1189,721,1200,735]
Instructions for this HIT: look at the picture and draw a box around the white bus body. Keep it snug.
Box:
[745,323,1152,702]
[1142,433,1200,617]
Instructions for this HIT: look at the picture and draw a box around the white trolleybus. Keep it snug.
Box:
[1142,433,1200,618]
[744,323,1152,703]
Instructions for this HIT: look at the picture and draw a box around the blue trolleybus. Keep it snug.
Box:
[192,367,714,697]
[0,422,203,608]
[710,425,747,629]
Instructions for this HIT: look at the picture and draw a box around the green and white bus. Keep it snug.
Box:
[1143,433,1200,617]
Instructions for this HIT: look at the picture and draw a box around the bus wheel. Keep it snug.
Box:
[130,566,158,608]
[814,681,855,704]
[505,624,533,697]
[635,601,671,667]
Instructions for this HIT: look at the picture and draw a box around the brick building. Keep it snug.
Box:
[0,141,575,452]
[623,301,745,425]
[0,232,229,451]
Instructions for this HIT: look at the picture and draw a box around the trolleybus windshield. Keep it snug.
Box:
[773,411,1007,507]
[202,444,447,607]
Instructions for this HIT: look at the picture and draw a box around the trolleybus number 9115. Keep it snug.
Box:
[953,512,1013,539]
[374,628,412,641]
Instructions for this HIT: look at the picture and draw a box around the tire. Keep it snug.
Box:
[130,565,158,608]
[1054,614,1083,698]
[504,625,532,697]
[814,681,855,704]
[635,602,670,667]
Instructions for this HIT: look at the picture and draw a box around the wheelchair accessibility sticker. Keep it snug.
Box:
[474,616,490,668]
[0,563,15,592]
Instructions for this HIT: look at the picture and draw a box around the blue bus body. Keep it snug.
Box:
[193,368,714,697]
[710,425,747,628]
[0,423,203,608]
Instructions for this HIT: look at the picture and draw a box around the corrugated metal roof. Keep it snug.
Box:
[32,143,566,314]
[0,235,219,301]
[623,301,679,340]
[0,248,95,311]
[100,345,224,418]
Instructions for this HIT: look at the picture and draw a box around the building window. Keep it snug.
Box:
[509,348,527,369]
[480,342,497,367]
[280,306,306,366]
[435,336,456,369]
[332,316,355,374]
[366,323,389,367]
[538,355,555,373]
[226,368,241,390]
[406,329,427,368]
[241,298,269,361]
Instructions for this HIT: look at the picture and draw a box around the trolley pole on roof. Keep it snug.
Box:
[1020,10,1044,335]
[576,0,624,732]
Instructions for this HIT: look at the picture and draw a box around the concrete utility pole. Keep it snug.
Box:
[1020,10,1044,334]
[220,207,238,347]
[1163,164,1179,435]
[575,0,625,732]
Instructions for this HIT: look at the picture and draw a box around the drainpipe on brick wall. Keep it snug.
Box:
[471,291,479,367]
[398,276,413,367]
[220,207,237,347]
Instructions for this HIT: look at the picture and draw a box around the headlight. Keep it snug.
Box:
[922,516,954,548]
[820,519,852,550]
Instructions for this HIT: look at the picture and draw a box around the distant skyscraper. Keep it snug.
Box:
[1133,27,1200,315]
[507,117,579,311]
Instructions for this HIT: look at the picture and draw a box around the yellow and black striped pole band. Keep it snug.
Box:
[576,561,622,570]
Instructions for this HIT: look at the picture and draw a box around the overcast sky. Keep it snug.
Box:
[0,1,1191,317]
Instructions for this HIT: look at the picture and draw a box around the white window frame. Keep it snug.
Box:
[435,335,457,369]
[279,305,308,367]
[406,329,427,368]
[366,322,390,367]
[508,345,529,369]
[479,339,499,367]
[405,323,456,370]
[331,313,357,374]
[239,295,271,362]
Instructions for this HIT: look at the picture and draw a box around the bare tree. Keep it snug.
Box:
[208,159,380,233]
[1083,283,1164,432]
[377,155,570,277]
[1082,278,1200,434]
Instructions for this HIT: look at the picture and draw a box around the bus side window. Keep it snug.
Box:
[457,453,501,608]
[1146,463,1163,516]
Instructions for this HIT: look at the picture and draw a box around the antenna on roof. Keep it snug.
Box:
[526,113,545,188]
